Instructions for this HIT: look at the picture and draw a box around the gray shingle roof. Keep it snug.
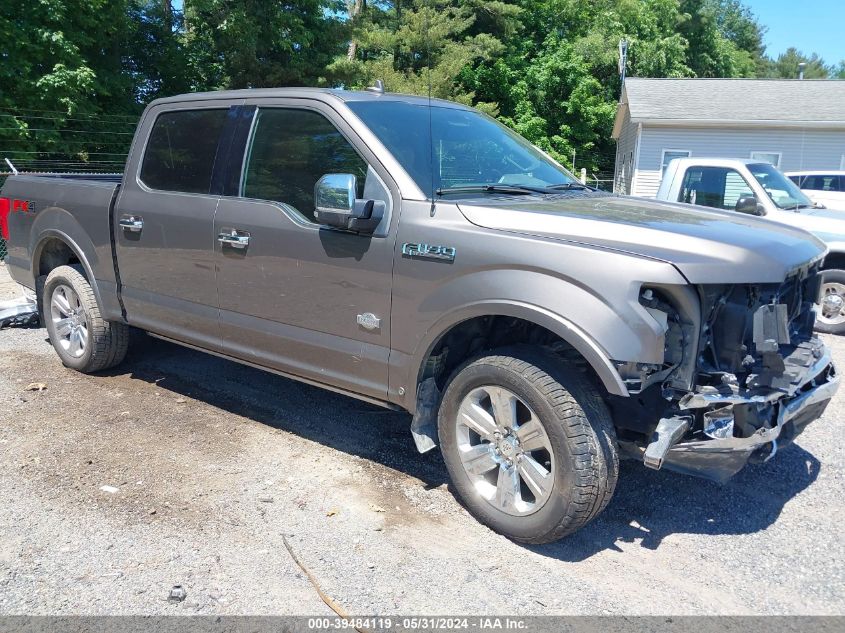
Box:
[621,78,845,125]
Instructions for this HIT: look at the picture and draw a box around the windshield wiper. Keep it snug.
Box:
[435,184,547,196]
[546,182,599,191]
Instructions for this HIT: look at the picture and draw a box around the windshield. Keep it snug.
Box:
[346,101,578,196]
[748,163,814,210]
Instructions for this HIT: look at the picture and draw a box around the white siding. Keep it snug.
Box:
[613,111,638,195]
[633,125,845,197]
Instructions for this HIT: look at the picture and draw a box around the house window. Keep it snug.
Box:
[661,149,691,174]
[750,151,782,168]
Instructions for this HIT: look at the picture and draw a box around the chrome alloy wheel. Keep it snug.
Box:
[818,281,845,327]
[50,284,89,358]
[455,386,555,516]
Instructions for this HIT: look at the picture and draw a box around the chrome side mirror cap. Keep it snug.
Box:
[314,173,384,234]
[315,173,357,224]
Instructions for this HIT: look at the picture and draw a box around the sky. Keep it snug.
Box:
[743,0,843,64]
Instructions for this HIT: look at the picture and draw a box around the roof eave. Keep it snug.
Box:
[630,117,845,129]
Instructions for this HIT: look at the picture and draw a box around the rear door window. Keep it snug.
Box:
[140,109,228,194]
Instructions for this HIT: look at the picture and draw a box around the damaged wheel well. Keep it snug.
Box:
[418,316,600,392]
[409,315,605,453]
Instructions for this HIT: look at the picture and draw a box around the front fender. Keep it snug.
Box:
[411,299,630,398]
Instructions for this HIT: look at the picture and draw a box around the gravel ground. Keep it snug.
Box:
[0,263,843,616]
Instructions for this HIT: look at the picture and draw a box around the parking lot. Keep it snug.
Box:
[0,264,843,616]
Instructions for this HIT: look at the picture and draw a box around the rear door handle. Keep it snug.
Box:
[217,229,250,249]
[119,215,143,232]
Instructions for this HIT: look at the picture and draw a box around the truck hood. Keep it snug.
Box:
[456,194,826,284]
[770,206,845,245]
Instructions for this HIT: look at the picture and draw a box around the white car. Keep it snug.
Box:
[786,171,845,211]
[657,158,845,333]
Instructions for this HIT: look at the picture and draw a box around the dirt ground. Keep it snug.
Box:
[0,263,843,615]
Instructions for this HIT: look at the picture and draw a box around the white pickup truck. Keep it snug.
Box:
[657,157,845,334]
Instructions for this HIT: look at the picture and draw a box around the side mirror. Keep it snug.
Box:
[314,173,384,234]
[735,195,765,216]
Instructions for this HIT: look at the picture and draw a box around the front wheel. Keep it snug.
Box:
[815,269,845,335]
[43,265,129,372]
[437,347,618,544]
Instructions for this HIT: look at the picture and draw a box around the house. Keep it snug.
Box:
[611,78,845,197]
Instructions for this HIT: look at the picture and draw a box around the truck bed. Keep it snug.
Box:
[1,173,124,320]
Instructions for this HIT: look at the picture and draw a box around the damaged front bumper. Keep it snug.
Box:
[621,342,839,483]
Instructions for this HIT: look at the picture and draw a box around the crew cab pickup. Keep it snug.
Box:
[2,89,838,543]
[658,157,845,335]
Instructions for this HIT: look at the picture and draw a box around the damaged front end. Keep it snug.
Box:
[616,261,839,483]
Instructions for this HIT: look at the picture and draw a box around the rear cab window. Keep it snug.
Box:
[139,109,228,194]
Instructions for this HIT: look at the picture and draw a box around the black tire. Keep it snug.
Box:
[815,269,845,335]
[43,265,129,372]
[438,346,618,544]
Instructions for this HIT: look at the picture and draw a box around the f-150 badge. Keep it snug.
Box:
[402,242,456,262]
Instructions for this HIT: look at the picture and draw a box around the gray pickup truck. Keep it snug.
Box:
[2,88,839,543]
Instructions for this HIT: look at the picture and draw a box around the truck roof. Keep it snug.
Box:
[785,170,845,176]
[667,157,771,168]
[148,87,473,110]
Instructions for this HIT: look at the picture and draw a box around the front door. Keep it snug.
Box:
[213,103,397,399]
[115,103,236,350]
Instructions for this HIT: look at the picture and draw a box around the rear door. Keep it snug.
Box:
[115,101,240,350]
[212,99,398,399]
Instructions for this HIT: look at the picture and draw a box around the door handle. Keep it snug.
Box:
[119,215,143,232]
[217,229,250,249]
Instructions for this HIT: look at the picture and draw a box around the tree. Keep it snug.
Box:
[677,0,764,77]
[329,1,521,106]
[123,1,193,103]
[183,0,347,90]
[0,1,139,171]
[765,47,831,79]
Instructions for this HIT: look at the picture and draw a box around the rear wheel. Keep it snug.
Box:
[815,269,845,335]
[43,265,129,372]
[437,347,618,544]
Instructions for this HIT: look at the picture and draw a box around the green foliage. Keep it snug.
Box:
[763,48,834,79]
[184,0,346,90]
[1,0,843,177]
[328,1,521,105]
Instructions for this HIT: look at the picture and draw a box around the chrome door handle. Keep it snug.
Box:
[119,215,143,232]
[217,230,250,249]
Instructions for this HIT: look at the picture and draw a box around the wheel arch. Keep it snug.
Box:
[409,301,629,409]
[822,250,845,272]
[31,229,105,316]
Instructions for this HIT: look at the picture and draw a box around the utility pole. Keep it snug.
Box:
[618,39,628,87]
